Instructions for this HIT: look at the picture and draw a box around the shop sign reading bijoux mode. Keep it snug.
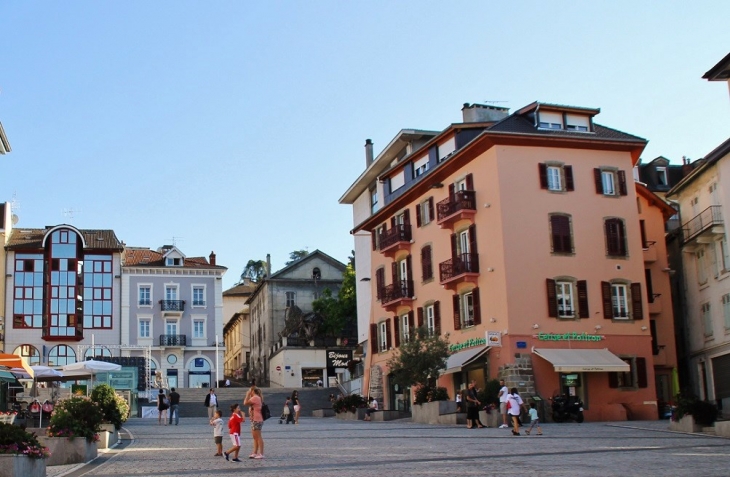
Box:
[535,332,605,342]
[326,349,353,368]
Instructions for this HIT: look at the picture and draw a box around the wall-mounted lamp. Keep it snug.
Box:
[484,203,491,208]
[487,267,495,272]
[489,317,497,323]
[5,274,11,278]
[430,183,444,189]
[641,326,648,331]
[594,325,602,331]
[360,278,371,282]
[532,324,539,329]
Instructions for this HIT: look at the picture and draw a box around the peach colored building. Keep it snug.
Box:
[354,102,674,421]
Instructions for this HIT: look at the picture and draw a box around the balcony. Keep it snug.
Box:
[380,279,415,312]
[437,190,476,229]
[159,334,187,346]
[439,253,479,289]
[642,241,657,263]
[378,224,412,257]
[681,205,724,245]
[159,300,185,314]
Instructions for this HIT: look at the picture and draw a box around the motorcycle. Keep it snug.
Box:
[551,394,584,423]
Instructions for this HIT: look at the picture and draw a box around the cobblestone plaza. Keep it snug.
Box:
[51,417,730,477]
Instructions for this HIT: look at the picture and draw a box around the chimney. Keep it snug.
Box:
[364,139,374,167]
[266,253,271,279]
[461,103,509,123]
[209,251,216,266]
[681,156,693,177]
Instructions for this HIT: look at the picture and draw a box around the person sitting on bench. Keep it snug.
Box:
[364,397,378,421]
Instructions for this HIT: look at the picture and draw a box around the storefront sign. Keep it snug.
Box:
[326,349,352,368]
[536,332,604,342]
[449,337,487,353]
[487,331,502,347]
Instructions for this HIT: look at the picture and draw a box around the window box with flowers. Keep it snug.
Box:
[0,422,49,477]
[38,396,102,466]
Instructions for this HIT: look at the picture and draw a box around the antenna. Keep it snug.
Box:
[62,207,82,223]
[482,100,508,105]
[10,191,20,213]
[169,236,183,246]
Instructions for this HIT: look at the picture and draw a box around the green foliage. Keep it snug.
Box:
[240,259,267,283]
[387,327,450,389]
[332,393,367,414]
[285,250,309,265]
[0,423,49,459]
[312,264,356,336]
[674,393,718,425]
[477,379,502,406]
[48,396,104,441]
[414,386,449,404]
[91,384,129,430]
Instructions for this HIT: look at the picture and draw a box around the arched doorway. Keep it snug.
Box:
[187,357,212,388]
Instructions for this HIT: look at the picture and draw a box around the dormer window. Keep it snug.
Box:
[166,257,182,266]
[413,155,429,177]
[538,111,591,132]
[538,111,563,130]
[565,114,590,132]
[656,167,668,186]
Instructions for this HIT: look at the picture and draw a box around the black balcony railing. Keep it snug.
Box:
[682,205,723,243]
[159,334,187,346]
[436,190,476,221]
[380,280,414,304]
[378,224,412,250]
[439,253,479,282]
[159,300,185,311]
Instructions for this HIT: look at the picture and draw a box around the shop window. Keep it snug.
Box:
[608,357,648,389]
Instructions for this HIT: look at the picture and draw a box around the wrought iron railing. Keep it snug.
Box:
[159,334,187,346]
[380,280,414,304]
[439,253,479,282]
[682,205,723,243]
[436,190,476,221]
[159,300,185,311]
[378,224,411,250]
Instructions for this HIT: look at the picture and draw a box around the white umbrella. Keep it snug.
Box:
[10,366,63,380]
[62,360,121,391]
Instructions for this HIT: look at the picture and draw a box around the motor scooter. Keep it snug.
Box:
[551,394,584,423]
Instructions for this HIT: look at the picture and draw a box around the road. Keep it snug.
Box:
[53,417,730,477]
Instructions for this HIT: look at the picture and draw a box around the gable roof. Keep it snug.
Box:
[6,227,123,251]
[269,249,346,279]
[703,52,730,81]
[123,247,226,269]
[635,183,677,220]
[223,282,257,297]
[667,137,730,197]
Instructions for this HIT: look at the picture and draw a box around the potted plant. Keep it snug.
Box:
[0,422,49,477]
[40,396,103,466]
[333,394,368,420]
[90,384,129,448]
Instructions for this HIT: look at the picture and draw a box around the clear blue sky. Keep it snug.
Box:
[1,2,728,289]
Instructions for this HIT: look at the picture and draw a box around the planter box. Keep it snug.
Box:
[335,409,367,420]
[715,420,730,437]
[0,454,46,477]
[412,401,465,425]
[668,415,703,433]
[479,410,501,427]
[38,436,97,466]
[99,424,119,449]
[312,409,335,418]
[371,410,410,422]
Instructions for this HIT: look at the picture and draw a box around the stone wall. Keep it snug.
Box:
[498,353,536,396]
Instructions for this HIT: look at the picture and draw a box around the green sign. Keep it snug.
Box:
[537,332,603,342]
[449,337,487,353]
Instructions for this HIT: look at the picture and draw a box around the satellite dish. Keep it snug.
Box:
[11,214,18,225]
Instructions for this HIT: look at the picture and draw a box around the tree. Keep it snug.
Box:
[312,263,356,336]
[387,327,450,391]
[240,259,267,283]
[286,249,309,265]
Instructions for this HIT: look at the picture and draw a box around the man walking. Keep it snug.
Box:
[498,379,509,429]
[204,388,218,420]
[168,387,181,425]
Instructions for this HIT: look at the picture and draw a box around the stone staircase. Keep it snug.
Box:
[149,386,335,418]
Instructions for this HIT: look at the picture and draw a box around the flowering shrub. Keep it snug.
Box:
[47,396,103,442]
[90,384,129,430]
[0,422,49,459]
[332,394,367,414]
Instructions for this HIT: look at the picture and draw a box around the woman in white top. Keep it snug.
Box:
[506,387,525,436]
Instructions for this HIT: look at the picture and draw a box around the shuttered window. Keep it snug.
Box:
[594,168,628,196]
[421,245,433,281]
[605,218,627,257]
[539,163,574,192]
[602,281,642,320]
[434,301,441,335]
[608,357,648,389]
[550,214,573,253]
[548,279,588,318]
[375,268,385,300]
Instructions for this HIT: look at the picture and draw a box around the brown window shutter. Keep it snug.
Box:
[564,165,574,191]
[370,323,378,354]
[601,281,613,319]
[577,280,589,318]
[406,255,413,285]
[391,216,396,228]
[631,282,644,320]
[448,183,455,198]
[386,318,392,349]
[453,294,461,330]
[372,231,377,251]
[392,262,398,284]
[428,197,434,221]
[450,233,457,257]
[618,170,628,196]
[434,301,441,335]
[468,224,478,254]
[421,246,432,281]
[417,307,424,328]
[408,310,414,336]
[618,220,627,257]
[416,203,422,227]
[539,163,548,189]
[605,219,626,256]
[404,208,411,225]
[594,168,603,194]
[636,357,648,388]
[472,288,481,325]
[376,268,385,300]
[465,173,474,190]
[393,315,400,348]
[551,215,571,253]
[608,372,619,388]
[546,279,558,318]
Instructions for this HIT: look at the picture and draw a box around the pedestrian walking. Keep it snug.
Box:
[244,385,265,459]
[455,389,463,412]
[507,387,527,436]
[291,390,301,424]
[157,389,169,425]
[168,387,180,425]
[210,409,224,456]
[204,388,218,420]
[525,402,543,436]
[498,379,510,429]
[224,403,244,462]
[465,380,485,429]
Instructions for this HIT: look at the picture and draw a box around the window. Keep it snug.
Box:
[702,302,713,338]
[390,170,405,191]
[601,281,643,320]
[286,292,296,308]
[416,198,434,227]
[608,357,648,389]
[139,286,151,306]
[193,286,205,306]
[47,345,76,367]
[453,289,480,330]
[83,254,113,329]
[594,168,627,196]
[139,319,150,338]
[696,248,708,285]
[85,347,111,359]
[565,114,590,132]
[379,321,388,352]
[538,163,574,192]
[604,218,627,257]
[421,245,433,281]
[48,229,83,338]
[166,286,178,301]
[656,167,668,186]
[556,282,575,318]
[166,257,181,266]
[723,295,730,331]
[425,304,435,336]
[538,111,563,129]
[549,214,573,254]
[547,279,588,319]
[370,188,378,214]
[13,254,43,329]
[401,313,410,343]
[193,319,205,339]
[717,239,730,275]
[413,155,429,177]
[13,345,40,365]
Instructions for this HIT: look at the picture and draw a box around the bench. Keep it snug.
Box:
[370,410,409,422]
[312,408,335,418]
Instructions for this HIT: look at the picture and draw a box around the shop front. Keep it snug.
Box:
[439,337,491,398]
